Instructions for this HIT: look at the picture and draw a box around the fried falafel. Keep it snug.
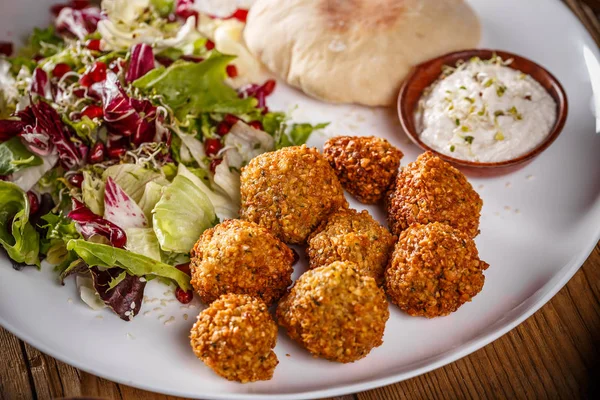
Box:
[239,145,348,244]
[307,208,395,285]
[277,261,389,363]
[385,222,489,318]
[190,219,293,305]
[190,294,278,382]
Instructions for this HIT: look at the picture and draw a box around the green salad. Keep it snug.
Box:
[0,0,325,320]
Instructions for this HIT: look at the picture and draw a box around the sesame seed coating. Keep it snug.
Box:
[323,136,403,204]
[385,222,489,318]
[190,294,278,383]
[277,261,389,363]
[387,152,482,238]
[190,219,294,305]
[307,208,395,285]
[239,145,348,244]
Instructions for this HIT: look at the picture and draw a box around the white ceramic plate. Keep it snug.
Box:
[1,1,600,399]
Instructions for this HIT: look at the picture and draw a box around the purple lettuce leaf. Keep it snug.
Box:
[68,198,127,248]
[55,5,103,40]
[126,44,155,84]
[90,266,146,321]
[0,120,26,142]
[31,68,53,100]
[104,177,148,229]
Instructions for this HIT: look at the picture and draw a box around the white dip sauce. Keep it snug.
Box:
[415,57,557,163]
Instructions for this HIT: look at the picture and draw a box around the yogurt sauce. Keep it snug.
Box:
[415,57,557,163]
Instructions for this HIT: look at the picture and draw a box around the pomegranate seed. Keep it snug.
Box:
[86,39,101,51]
[223,114,239,126]
[205,40,215,50]
[79,73,93,87]
[108,145,127,160]
[73,88,86,98]
[68,173,84,188]
[0,42,13,56]
[89,61,107,83]
[88,141,106,163]
[291,248,300,265]
[176,263,191,276]
[204,138,222,157]
[262,79,276,96]
[230,9,249,22]
[210,158,223,174]
[27,192,39,215]
[52,63,71,79]
[216,122,230,136]
[81,104,103,120]
[226,64,238,78]
[175,287,193,304]
[248,120,263,130]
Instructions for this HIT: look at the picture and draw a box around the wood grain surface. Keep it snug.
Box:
[2,1,600,400]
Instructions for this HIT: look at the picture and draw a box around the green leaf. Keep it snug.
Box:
[82,171,106,216]
[66,239,191,290]
[150,0,175,17]
[153,175,216,253]
[102,164,168,204]
[125,227,162,262]
[133,54,257,119]
[0,137,43,175]
[62,116,98,143]
[8,56,37,75]
[19,26,64,58]
[261,111,286,136]
[39,212,81,266]
[275,123,329,149]
[0,182,40,266]
[138,181,165,223]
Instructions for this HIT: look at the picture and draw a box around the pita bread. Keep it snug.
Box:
[243,0,481,107]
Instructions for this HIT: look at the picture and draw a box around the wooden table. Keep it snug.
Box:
[2,1,600,399]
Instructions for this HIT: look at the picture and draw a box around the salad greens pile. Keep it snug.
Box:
[0,0,325,320]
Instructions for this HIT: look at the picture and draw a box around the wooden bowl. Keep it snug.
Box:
[397,49,569,168]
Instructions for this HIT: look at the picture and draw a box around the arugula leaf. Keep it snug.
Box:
[67,239,191,290]
[19,26,64,58]
[275,122,329,149]
[0,137,43,175]
[39,212,81,269]
[133,54,257,119]
[7,56,37,75]
[0,182,40,266]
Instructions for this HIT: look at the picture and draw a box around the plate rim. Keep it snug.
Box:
[1,0,599,398]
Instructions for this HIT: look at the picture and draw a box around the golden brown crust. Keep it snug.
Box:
[387,152,482,237]
[190,294,278,383]
[190,219,294,305]
[385,222,489,318]
[323,136,403,204]
[277,261,389,363]
[240,145,348,244]
[307,208,395,285]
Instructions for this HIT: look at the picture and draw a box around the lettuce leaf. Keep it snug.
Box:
[39,212,81,267]
[0,137,43,175]
[138,181,164,223]
[153,175,216,253]
[125,228,161,262]
[90,266,146,321]
[133,54,257,119]
[0,182,40,266]
[19,26,64,59]
[102,164,167,204]
[67,239,191,290]
[82,171,105,216]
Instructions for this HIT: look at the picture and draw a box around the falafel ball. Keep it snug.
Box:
[387,152,482,238]
[190,294,278,382]
[385,222,489,318]
[190,219,293,305]
[307,208,395,285]
[323,136,403,204]
[277,261,389,363]
[240,145,348,244]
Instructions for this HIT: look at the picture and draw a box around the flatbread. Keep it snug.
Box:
[244,0,481,106]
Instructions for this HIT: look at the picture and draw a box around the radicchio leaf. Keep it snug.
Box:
[90,266,146,321]
[0,120,25,142]
[176,0,198,20]
[68,198,127,248]
[101,73,158,146]
[126,44,155,84]
[31,68,52,100]
[24,101,82,169]
[55,5,103,40]
[104,177,148,230]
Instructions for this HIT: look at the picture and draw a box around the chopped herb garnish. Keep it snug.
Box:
[450,145,456,152]
[461,126,470,132]
[494,110,505,117]
[508,106,523,120]
[477,106,487,116]
[496,85,507,97]
[484,79,495,88]
[455,118,460,126]
[464,136,474,144]
[446,90,453,94]
[495,132,505,141]
[459,85,467,90]
[464,97,475,104]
